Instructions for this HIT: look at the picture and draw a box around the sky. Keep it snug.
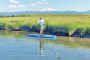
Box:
[0,0,90,12]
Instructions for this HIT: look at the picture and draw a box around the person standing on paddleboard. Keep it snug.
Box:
[37,17,45,35]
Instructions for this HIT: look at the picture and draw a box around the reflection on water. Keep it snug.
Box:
[39,39,45,57]
[39,39,61,60]
[0,30,90,60]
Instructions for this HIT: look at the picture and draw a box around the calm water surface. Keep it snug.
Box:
[0,30,90,60]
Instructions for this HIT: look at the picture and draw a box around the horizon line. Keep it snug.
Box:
[0,10,90,12]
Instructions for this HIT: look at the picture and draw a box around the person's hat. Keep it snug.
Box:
[40,17,42,19]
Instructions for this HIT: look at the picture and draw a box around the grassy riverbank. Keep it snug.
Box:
[0,14,90,37]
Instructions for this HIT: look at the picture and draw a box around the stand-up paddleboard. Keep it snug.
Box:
[28,34,56,39]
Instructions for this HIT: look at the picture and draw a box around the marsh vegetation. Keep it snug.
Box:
[0,14,90,37]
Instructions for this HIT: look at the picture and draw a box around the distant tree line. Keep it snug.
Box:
[0,14,32,18]
[0,15,14,18]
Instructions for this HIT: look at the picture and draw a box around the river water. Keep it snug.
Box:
[0,30,90,60]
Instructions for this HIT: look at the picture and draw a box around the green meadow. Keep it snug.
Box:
[0,14,90,36]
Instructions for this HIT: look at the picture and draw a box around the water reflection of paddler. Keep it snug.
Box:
[39,38,45,56]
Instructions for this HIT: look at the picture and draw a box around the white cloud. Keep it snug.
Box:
[42,8,46,11]
[9,5,27,8]
[42,0,46,1]
[0,9,5,12]
[45,2,47,4]
[0,8,13,12]
[37,1,43,4]
[31,3,37,6]
[18,5,27,8]
[10,0,19,3]
[42,7,58,11]
[9,5,17,8]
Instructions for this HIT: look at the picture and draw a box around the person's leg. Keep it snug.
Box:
[40,30,43,35]
[40,26,44,35]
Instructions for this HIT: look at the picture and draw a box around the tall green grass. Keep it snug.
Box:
[0,14,90,35]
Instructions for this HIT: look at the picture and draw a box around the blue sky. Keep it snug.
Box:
[0,0,90,12]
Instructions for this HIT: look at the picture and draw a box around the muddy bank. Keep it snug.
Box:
[0,26,90,39]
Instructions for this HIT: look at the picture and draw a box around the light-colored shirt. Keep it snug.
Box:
[37,19,45,26]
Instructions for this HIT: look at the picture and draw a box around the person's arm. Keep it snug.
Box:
[37,20,39,23]
[43,20,45,25]
[36,20,39,23]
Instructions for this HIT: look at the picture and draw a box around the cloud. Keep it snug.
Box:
[9,5,17,8]
[45,2,47,4]
[10,0,19,3]
[42,7,58,11]
[9,5,27,8]
[18,5,27,8]
[0,8,6,12]
[37,1,43,4]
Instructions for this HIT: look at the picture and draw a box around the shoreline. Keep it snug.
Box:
[1,26,90,39]
[1,14,90,39]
